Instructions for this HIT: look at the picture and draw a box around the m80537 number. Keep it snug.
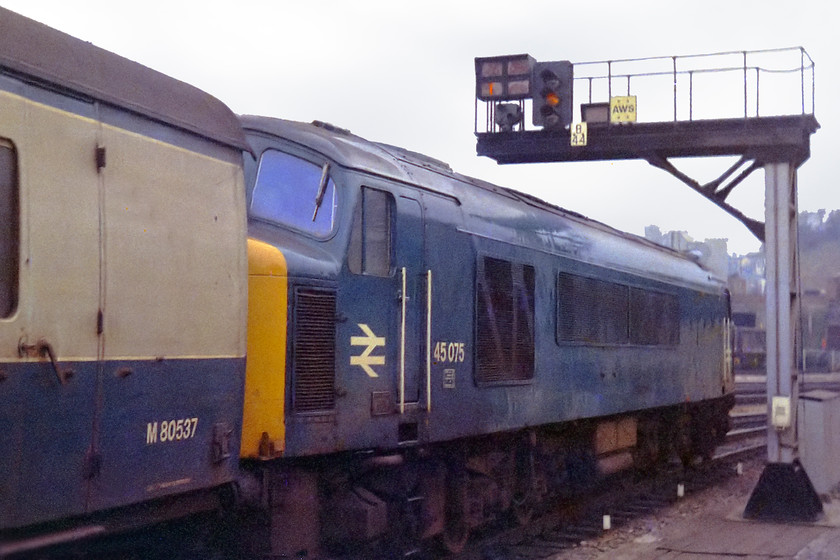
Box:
[146,418,198,445]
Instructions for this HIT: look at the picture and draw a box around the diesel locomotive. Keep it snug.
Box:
[0,7,734,557]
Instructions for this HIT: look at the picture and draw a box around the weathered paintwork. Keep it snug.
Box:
[240,116,732,460]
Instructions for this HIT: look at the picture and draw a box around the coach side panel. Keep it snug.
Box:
[92,107,247,512]
[0,78,248,530]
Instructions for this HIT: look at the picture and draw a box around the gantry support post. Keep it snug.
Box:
[743,161,823,522]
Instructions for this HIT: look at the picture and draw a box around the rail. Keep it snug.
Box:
[803,349,840,373]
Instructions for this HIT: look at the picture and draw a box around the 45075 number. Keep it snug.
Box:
[433,341,465,364]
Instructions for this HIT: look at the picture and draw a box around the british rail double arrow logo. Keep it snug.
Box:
[350,323,385,378]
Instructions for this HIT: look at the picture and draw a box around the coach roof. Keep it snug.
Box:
[0,7,249,152]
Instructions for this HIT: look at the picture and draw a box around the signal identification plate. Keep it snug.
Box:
[571,122,588,146]
[610,96,637,123]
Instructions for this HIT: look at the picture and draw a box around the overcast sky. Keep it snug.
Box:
[2,0,836,255]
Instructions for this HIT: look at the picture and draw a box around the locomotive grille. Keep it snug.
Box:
[475,257,535,383]
[292,288,336,413]
[557,272,680,346]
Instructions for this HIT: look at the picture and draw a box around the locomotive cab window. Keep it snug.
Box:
[475,257,535,383]
[0,140,18,319]
[250,150,336,237]
[348,187,393,277]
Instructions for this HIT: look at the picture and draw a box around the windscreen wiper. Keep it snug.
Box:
[312,162,331,221]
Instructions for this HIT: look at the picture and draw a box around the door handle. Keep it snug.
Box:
[18,338,74,385]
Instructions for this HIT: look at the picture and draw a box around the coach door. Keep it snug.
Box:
[0,92,102,529]
[88,110,247,513]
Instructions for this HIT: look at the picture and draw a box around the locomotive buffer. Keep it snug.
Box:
[474,48,822,522]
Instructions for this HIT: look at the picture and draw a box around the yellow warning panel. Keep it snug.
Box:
[610,95,637,123]
[241,239,288,459]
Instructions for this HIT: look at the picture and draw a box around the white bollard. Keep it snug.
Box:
[603,514,611,530]
[736,462,743,476]
[677,483,685,498]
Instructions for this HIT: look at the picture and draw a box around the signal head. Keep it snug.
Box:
[532,61,573,130]
[475,54,535,101]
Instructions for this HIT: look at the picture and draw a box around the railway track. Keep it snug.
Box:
[443,426,767,560]
[72,416,768,560]
[734,372,840,405]
[93,420,766,560]
[442,373,840,560]
[196,380,780,560]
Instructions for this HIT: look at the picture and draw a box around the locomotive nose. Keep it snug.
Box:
[241,238,289,459]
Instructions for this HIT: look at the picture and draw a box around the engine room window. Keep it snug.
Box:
[0,141,18,318]
[629,288,680,345]
[475,257,535,383]
[557,273,628,344]
[250,150,336,237]
[557,271,679,346]
[348,187,392,277]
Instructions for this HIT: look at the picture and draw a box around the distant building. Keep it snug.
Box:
[643,226,729,281]
[728,252,766,296]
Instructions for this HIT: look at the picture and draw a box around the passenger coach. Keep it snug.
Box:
[0,7,248,554]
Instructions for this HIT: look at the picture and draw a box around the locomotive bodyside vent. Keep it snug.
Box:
[475,257,535,383]
[292,288,337,413]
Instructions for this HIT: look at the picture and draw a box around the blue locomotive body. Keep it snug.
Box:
[242,115,732,456]
[240,116,734,555]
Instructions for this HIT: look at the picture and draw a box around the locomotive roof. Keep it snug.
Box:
[0,7,249,152]
[242,115,591,212]
[241,115,724,289]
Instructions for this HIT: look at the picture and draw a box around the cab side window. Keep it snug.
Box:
[250,150,336,237]
[0,141,18,318]
[348,187,393,276]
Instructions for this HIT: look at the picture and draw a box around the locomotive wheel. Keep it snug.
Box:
[511,443,536,525]
[691,409,718,463]
[511,492,534,526]
[675,412,694,467]
[694,428,716,463]
[441,518,470,555]
[632,419,662,472]
[440,468,470,554]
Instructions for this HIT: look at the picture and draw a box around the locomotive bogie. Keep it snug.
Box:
[239,400,729,557]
